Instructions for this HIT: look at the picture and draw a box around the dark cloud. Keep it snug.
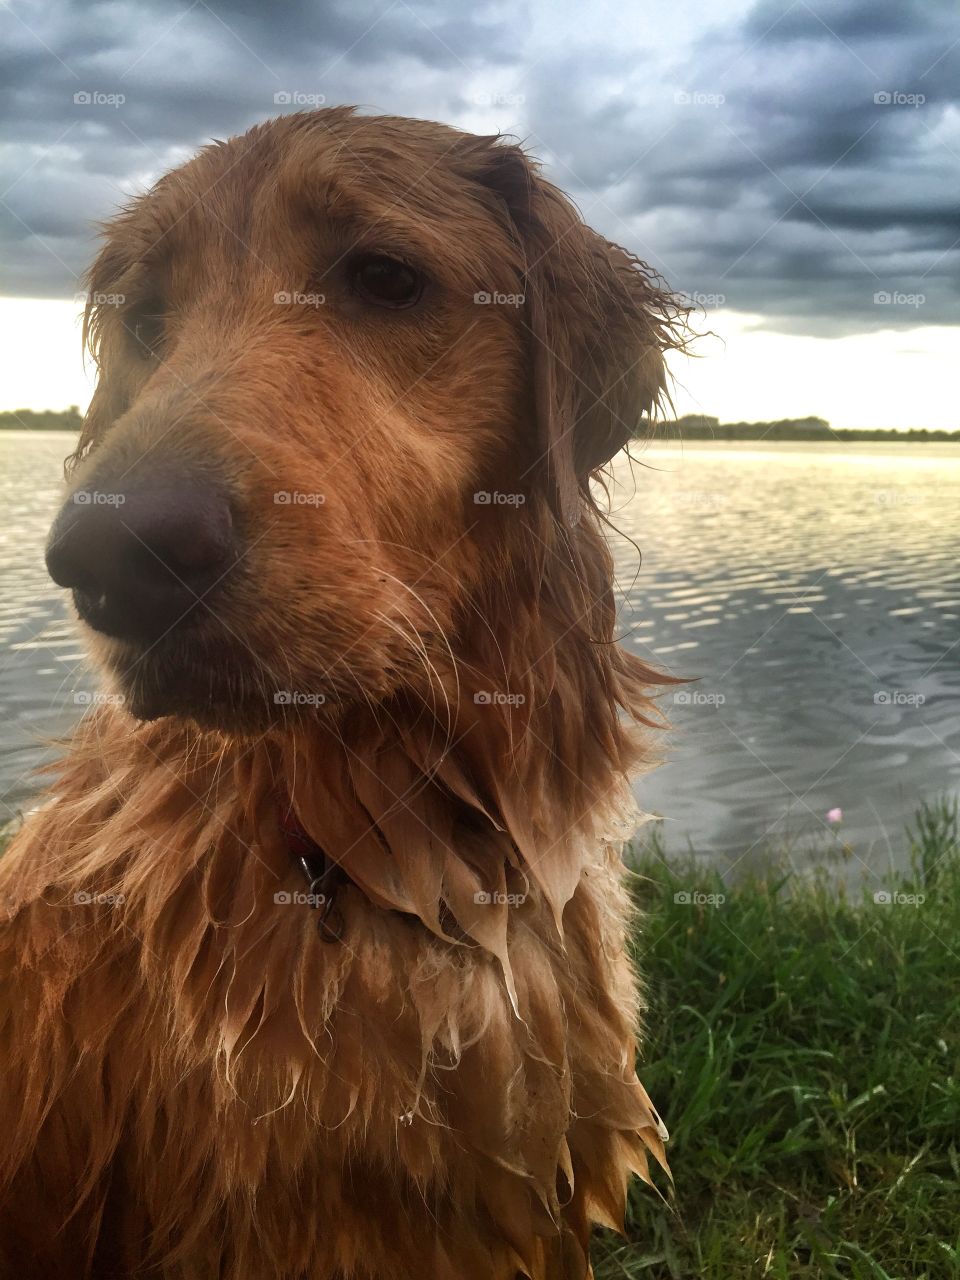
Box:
[0,0,956,334]
[744,0,947,44]
[512,1,959,332]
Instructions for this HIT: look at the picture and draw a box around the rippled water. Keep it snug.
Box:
[0,433,88,822]
[2,432,959,874]
[611,442,960,874]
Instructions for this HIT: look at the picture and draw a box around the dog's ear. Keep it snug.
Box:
[468,140,685,525]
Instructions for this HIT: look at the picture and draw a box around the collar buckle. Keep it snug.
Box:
[281,805,346,942]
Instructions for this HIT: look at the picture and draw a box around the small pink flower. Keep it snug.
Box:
[826,807,843,824]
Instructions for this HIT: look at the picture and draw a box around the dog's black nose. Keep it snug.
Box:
[45,479,235,641]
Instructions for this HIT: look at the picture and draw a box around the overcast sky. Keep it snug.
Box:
[0,0,957,427]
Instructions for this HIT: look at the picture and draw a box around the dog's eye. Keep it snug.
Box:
[131,308,165,359]
[349,254,424,309]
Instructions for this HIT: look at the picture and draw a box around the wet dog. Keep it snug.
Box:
[0,108,682,1279]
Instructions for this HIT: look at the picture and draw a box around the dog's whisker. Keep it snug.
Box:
[372,610,452,765]
[370,569,460,752]
[348,536,513,697]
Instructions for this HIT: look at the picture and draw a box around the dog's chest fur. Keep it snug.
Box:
[0,727,664,1279]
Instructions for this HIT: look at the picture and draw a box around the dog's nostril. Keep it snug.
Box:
[45,479,236,641]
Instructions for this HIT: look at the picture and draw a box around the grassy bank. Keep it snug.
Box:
[595,799,960,1279]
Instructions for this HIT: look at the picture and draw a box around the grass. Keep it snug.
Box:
[593,798,960,1279]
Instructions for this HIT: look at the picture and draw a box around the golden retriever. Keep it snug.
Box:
[0,108,683,1279]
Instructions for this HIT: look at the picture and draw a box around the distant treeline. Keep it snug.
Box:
[3,407,958,443]
[655,414,960,442]
[0,407,82,432]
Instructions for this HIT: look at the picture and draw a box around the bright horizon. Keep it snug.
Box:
[1,296,955,432]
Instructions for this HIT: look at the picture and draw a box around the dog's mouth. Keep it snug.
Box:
[93,626,289,732]
[84,594,355,734]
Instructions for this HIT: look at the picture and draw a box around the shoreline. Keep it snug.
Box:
[4,423,960,447]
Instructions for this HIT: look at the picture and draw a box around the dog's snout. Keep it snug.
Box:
[46,479,235,641]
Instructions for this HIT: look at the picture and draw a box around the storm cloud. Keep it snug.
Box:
[1,0,956,334]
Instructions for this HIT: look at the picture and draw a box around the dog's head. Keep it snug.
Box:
[46,109,683,732]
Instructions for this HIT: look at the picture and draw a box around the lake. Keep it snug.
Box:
[2,431,958,879]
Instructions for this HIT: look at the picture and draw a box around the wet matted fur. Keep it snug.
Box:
[0,109,686,1279]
